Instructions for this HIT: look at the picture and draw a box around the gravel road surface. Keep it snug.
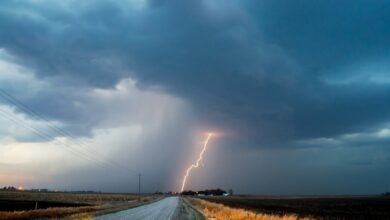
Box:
[94,197,179,220]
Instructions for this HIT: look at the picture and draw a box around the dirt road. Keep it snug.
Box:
[94,197,204,220]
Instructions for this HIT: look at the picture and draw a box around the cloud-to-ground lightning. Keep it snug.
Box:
[180,133,213,192]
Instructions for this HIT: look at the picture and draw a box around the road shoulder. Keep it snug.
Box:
[173,197,206,220]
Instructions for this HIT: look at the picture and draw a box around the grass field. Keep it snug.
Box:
[198,195,390,220]
[0,191,161,219]
[189,198,313,220]
[0,191,142,205]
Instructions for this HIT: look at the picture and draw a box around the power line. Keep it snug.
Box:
[0,89,98,147]
[0,89,138,174]
[0,109,110,167]
[0,89,147,194]
[138,173,142,200]
[138,173,142,194]
[0,108,148,193]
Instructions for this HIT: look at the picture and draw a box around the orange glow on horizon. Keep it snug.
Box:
[180,133,213,192]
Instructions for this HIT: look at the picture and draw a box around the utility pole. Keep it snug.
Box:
[138,173,142,200]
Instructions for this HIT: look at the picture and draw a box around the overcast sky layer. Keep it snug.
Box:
[0,0,389,194]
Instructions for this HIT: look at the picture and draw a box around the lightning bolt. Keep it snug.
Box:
[181,133,213,192]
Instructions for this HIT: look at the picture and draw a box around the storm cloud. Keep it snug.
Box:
[0,0,389,194]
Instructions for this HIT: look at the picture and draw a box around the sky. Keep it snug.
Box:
[0,0,390,195]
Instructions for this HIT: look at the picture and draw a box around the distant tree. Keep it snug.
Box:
[181,190,197,196]
[213,188,226,196]
[197,190,206,195]
[199,188,226,196]
[228,189,233,195]
[5,186,17,191]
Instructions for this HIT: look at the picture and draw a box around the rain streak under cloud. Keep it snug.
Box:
[0,0,390,194]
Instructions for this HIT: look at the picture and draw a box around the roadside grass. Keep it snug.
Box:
[0,191,161,219]
[188,198,315,220]
[69,196,163,219]
[0,206,98,220]
[200,195,390,219]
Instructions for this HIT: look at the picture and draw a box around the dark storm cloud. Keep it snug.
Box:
[244,0,390,141]
[1,0,390,147]
[250,0,390,70]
